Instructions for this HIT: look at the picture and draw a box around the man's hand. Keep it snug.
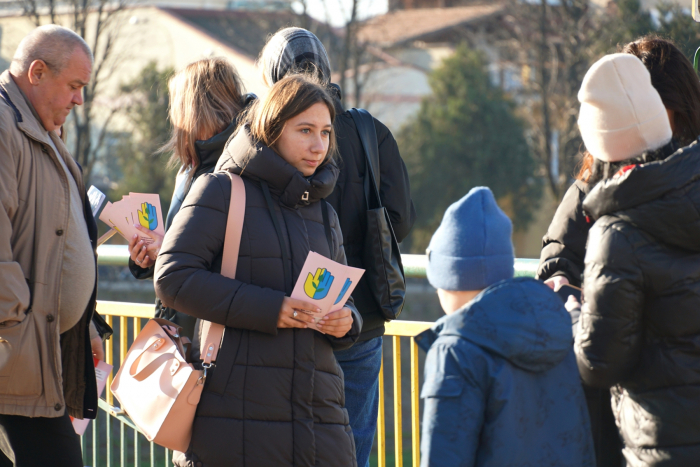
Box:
[544,275,570,292]
[317,307,353,338]
[91,335,104,361]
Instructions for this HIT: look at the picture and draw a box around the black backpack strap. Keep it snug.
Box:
[320,199,333,256]
[348,108,382,208]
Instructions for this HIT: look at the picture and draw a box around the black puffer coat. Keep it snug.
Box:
[577,141,700,466]
[154,128,361,467]
[326,97,416,340]
[536,179,623,467]
[132,94,256,338]
[536,180,592,286]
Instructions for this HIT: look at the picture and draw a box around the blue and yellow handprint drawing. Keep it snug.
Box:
[138,202,158,231]
[304,268,335,300]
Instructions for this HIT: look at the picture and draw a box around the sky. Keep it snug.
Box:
[292,0,388,27]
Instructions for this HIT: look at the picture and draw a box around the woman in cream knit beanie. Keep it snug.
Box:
[578,53,672,162]
[570,51,700,467]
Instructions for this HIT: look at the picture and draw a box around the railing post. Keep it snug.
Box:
[105,315,113,467]
[120,422,126,467]
[410,337,420,467]
[134,427,140,467]
[393,336,403,466]
[93,416,98,467]
[120,316,128,467]
[377,348,386,467]
[105,315,114,406]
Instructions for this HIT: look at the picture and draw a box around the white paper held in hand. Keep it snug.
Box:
[71,359,113,435]
[87,185,107,218]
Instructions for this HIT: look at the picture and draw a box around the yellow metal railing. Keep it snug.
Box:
[92,300,431,467]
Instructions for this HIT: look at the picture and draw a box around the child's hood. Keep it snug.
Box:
[416,278,573,373]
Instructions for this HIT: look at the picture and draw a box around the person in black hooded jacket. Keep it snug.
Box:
[127,58,254,338]
[569,53,700,467]
[258,28,416,467]
[536,36,700,467]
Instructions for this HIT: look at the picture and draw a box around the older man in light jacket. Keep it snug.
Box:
[0,25,110,466]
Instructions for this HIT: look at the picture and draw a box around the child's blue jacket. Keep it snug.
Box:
[415,278,595,467]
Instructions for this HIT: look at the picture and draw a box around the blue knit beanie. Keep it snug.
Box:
[426,187,514,291]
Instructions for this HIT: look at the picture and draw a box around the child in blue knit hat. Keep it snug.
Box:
[415,187,594,467]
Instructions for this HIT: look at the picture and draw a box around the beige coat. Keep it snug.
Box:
[0,70,97,418]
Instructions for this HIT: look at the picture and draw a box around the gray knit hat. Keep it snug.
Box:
[260,27,332,85]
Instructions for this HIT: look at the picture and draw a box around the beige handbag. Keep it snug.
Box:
[111,172,246,452]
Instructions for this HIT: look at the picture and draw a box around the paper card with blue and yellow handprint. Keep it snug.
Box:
[291,251,365,327]
[128,193,164,239]
[98,192,164,243]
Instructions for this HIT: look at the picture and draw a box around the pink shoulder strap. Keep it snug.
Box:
[200,172,246,366]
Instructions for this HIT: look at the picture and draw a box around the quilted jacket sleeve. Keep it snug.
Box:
[155,173,285,336]
[536,181,591,286]
[420,338,487,467]
[575,218,645,388]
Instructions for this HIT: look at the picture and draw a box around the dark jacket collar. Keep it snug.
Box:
[217,125,339,208]
[193,120,237,178]
[583,140,700,252]
[0,71,55,148]
[415,278,573,372]
[193,93,258,179]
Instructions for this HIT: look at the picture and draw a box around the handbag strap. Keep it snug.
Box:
[200,172,246,366]
[348,108,382,208]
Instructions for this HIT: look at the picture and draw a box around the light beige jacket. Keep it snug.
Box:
[0,70,97,418]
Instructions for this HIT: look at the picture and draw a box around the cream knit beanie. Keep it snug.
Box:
[578,53,672,163]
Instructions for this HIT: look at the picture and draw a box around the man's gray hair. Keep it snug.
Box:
[10,25,93,75]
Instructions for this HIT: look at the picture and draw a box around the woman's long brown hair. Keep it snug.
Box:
[164,58,245,178]
[622,35,700,145]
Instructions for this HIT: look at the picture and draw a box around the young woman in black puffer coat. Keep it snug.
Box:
[536,36,700,467]
[154,74,361,466]
[568,53,700,467]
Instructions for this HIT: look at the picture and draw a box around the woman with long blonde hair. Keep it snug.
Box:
[127,58,253,338]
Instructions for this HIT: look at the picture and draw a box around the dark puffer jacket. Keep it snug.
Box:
[416,278,594,467]
[154,128,361,467]
[536,180,592,286]
[577,141,700,466]
[536,179,623,467]
[132,94,256,338]
[325,97,416,340]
